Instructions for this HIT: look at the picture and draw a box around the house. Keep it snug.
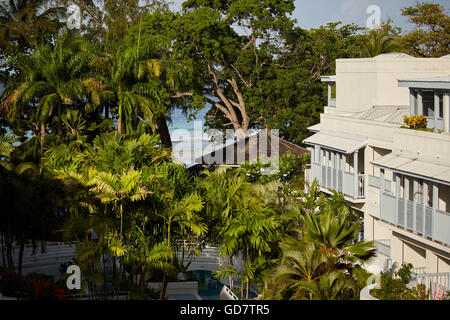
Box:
[303,53,450,281]
[194,130,309,169]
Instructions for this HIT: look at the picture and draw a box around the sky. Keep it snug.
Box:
[168,0,450,31]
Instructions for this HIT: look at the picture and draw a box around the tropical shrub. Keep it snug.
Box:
[370,263,430,300]
[0,272,27,298]
[25,278,70,300]
[403,115,428,129]
[0,272,69,300]
[236,151,309,184]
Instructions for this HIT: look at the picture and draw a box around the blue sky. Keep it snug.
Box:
[169,0,449,31]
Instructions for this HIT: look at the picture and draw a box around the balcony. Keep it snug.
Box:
[321,75,336,108]
[328,98,336,107]
[371,153,450,247]
[374,239,391,258]
[311,162,365,199]
[305,131,367,201]
[426,116,445,131]
[379,192,450,246]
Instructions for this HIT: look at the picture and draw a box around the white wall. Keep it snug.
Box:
[335,56,450,112]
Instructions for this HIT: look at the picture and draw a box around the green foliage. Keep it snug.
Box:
[264,180,374,300]
[371,263,430,300]
[236,151,309,185]
[360,30,402,57]
[400,2,450,57]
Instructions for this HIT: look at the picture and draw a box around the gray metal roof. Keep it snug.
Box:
[372,153,450,185]
[303,130,367,154]
[351,105,409,124]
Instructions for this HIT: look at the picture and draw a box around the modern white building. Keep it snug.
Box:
[303,53,450,283]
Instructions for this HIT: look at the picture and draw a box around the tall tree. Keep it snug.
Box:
[1,34,87,154]
[0,0,65,54]
[166,0,296,140]
[400,1,450,57]
[360,30,401,57]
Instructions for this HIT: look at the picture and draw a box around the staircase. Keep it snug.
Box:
[176,244,222,272]
[2,242,76,280]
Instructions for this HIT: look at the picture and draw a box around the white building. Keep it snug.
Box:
[303,53,450,278]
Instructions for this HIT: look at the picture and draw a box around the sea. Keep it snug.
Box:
[168,106,228,167]
[0,79,230,167]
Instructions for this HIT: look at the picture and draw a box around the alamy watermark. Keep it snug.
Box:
[366,5,381,30]
[171,122,280,174]
[66,4,81,30]
[66,264,81,290]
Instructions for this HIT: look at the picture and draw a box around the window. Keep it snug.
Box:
[422,91,434,117]
[438,92,444,119]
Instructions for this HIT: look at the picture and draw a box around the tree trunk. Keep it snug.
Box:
[40,122,46,155]
[245,245,249,300]
[6,234,14,272]
[140,266,145,291]
[1,234,6,268]
[227,255,234,290]
[156,116,172,149]
[117,115,122,134]
[160,222,171,300]
[205,61,249,142]
[18,238,24,274]
[58,106,63,136]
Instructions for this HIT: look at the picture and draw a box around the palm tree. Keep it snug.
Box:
[270,242,357,300]
[124,224,174,291]
[270,242,329,300]
[300,207,375,265]
[361,31,401,57]
[87,168,152,237]
[87,35,173,135]
[1,34,86,154]
[0,0,65,52]
[203,170,280,299]
[153,162,206,299]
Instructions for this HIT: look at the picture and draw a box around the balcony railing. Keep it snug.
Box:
[426,117,445,131]
[414,272,450,299]
[379,192,450,246]
[328,98,336,107]
[311,162,365,199]
[374,239,391,257]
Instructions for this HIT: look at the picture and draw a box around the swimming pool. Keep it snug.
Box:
[181,270,257,300]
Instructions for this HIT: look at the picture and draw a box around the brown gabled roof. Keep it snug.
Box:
[195,130,309,166]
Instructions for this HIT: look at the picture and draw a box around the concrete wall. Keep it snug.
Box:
[393,129,450,166]
[335,55,450,112]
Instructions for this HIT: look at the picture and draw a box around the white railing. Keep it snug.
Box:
[379,192,450,246]
[415,272,450,299]
[328,98,336,107]
[311,163,366,199]
[358,174,365,198]
[374,239,391,258]
[4,241,77,267]
[411,267,426,275]
[426,117,444,131]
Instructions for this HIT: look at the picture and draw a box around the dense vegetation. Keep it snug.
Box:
[0,0,448,300]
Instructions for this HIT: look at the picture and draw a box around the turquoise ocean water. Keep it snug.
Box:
[168,106,222,167]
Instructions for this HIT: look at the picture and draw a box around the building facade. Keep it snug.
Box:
[303,53,450,277]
